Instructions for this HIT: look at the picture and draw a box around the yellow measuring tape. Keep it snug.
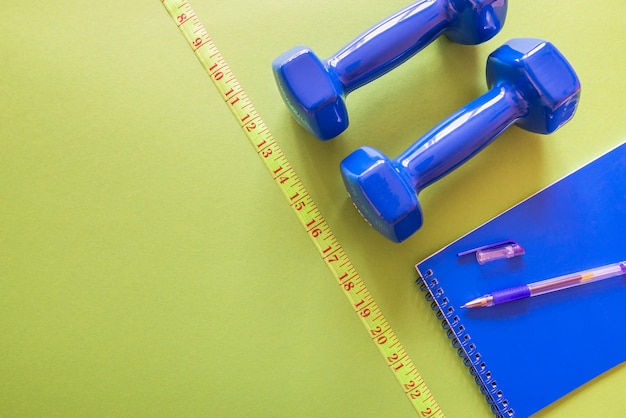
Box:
[160,1,443,415]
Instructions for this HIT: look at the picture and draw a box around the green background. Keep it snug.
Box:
[2,1,625,417]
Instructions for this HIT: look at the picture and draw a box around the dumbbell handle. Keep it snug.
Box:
[396,84,527,190]
[329,1,450,94]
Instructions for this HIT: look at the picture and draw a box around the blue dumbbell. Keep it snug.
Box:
[340,38,581,243]
[272,0,508,140]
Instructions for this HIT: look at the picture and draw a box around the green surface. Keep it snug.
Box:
[2,1,625,417]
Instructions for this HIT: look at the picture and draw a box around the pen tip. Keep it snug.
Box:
[460,296,490,309]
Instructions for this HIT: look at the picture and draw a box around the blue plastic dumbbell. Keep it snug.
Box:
[272,0,508,140]
[340,38,581,243]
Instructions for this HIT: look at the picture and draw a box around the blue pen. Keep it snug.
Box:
[462,261,626,308]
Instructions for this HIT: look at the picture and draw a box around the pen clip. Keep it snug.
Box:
[457,240,525,265]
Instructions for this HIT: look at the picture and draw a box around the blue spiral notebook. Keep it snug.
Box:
[416,142,626,417]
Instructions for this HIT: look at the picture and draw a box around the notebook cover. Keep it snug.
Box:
[416,142,626,417]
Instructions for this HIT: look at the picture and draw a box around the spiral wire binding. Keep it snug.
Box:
[417,269,515,418]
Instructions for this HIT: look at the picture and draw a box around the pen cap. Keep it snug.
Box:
[476,243,525,264]
[458,241,525,264]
